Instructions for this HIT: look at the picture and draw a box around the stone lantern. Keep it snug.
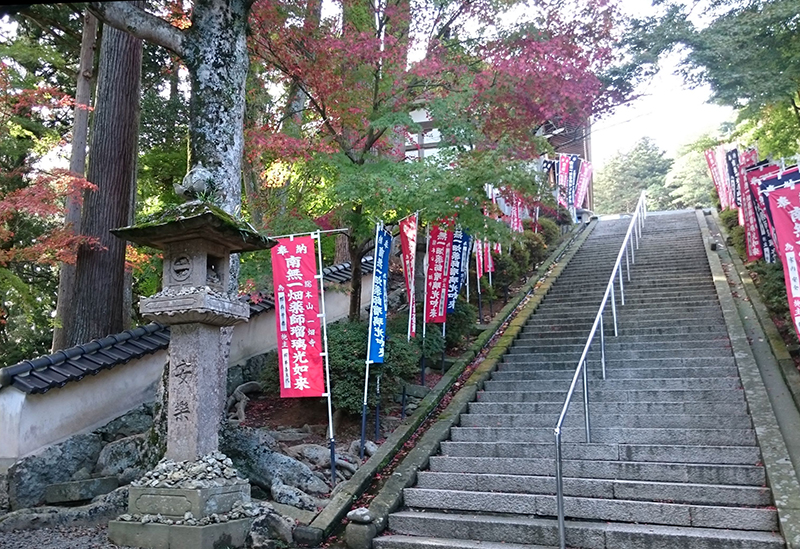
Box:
[107,201,273,549]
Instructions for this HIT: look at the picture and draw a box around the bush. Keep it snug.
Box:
[444,299,478,349]
[750,260,790,327]
[326,318,421,415]
[521,231,548,267]
[728,225,746,260]
[534,217,560,246]
[719,209,739,231]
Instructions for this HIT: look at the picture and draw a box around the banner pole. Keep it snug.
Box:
[360,222,382,459]
[375,373,381,441]
[421,225,430,387]
[314,230,336,485]
[476,241,483,322]
[441,321,447,372]
[487,262,494,317]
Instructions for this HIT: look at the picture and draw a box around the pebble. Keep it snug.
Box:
[347,507,373,524]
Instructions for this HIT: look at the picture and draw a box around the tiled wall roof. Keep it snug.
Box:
[0,258,374,395]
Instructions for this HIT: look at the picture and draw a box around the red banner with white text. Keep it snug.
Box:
[399,214,417,337]
[763,183,800,338]
[271,236,325,398]
[425,225,453,323]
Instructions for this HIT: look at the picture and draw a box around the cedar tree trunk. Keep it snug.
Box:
[67,24,142,346]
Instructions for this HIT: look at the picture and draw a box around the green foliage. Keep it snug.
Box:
[444,299,478,349]
[535,218,560,246]
[750,260,791,330]
[728,225,747,261]
[665,148,715,210]
[593,137,674,214]
[522,230,549,266]
[327,318,421,415]
[719,209,740,232]
[0,266,56,367]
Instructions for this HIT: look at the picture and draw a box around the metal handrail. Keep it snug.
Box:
[553,191,648,549]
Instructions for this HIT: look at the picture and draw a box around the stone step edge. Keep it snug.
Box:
[383,511,784,548]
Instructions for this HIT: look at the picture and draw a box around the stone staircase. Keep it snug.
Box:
[374,211,785,549]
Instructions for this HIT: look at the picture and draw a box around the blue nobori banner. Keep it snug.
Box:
[368,226,392,363]
[447,228,471,313]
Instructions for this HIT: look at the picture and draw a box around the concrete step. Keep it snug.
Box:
[466,401,750,417]
[499,357,738,370]
[507,340,732,354]
[449,426,756,445]
[430,456,765,485]
[543,292,719,305]
[414,472,771,506]
[533,304,722,321]
[382,512,784,549]
[520,324,729,337]
[514,333,730,345]
[458,412,752,430]
[492,366,739,380]
[504,348,732,361]
[374,536,553,549]
[402,489,777,530]
[482,378,742,392]
[476,389,746,403]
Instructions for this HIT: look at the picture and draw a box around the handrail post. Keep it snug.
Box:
[610,283,618,336]
[555,429,566,549]
[600,315,606,380]
[618,267,625,306]
[582,360,591,443]
[625,247,630,281]
[631,231,636,262]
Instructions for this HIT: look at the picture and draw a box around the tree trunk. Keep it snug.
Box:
[66,24,142,346]
[334,234,349,264]
[52,10,97,351]
[348,234,364,321]
[182,0,249,294]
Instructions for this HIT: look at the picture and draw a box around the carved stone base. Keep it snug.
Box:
[108,518,253,549]
[128,482,250,519]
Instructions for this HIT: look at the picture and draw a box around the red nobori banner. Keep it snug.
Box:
[425,224,453,323]
[475,239,484,280]
[762,183,800,338]
[557,154,569,208]
[271,236,325,398]
[575,160,593,208]
[705,148,730,210]
[399,214,417,338]
[738,149,761,261]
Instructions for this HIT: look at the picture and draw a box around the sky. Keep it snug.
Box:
[590,1,736,171]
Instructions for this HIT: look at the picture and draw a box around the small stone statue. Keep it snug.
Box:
[174,163,215,202]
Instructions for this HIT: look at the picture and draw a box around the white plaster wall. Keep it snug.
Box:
[1,274,374,468]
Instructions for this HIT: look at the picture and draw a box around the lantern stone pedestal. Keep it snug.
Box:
[107,202,272,549]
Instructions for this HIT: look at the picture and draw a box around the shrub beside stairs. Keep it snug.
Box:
[373,211,785,549]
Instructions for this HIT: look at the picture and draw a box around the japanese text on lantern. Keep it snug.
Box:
[271,236,325,398]
[426,225,453,323]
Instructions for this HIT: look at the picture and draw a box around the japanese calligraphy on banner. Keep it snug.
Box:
[425,225,453,324]
[368,227,392,363]
[575,160,593,208]
[271,236,324,398]
[738,150,761,261]
[447,228,470,312]
[475,239,484,280]
[760,176,800,338]
[567,155,581,207]
[705,148,730,210]
[509,194,523,233]
[399,214,417,338]
[726,149,741,208]
[557,154,569,208]
[748,163,781,263]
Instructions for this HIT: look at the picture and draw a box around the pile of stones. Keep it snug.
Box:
[132,451,242,489]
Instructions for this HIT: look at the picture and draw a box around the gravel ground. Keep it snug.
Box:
[0,525,135,549]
